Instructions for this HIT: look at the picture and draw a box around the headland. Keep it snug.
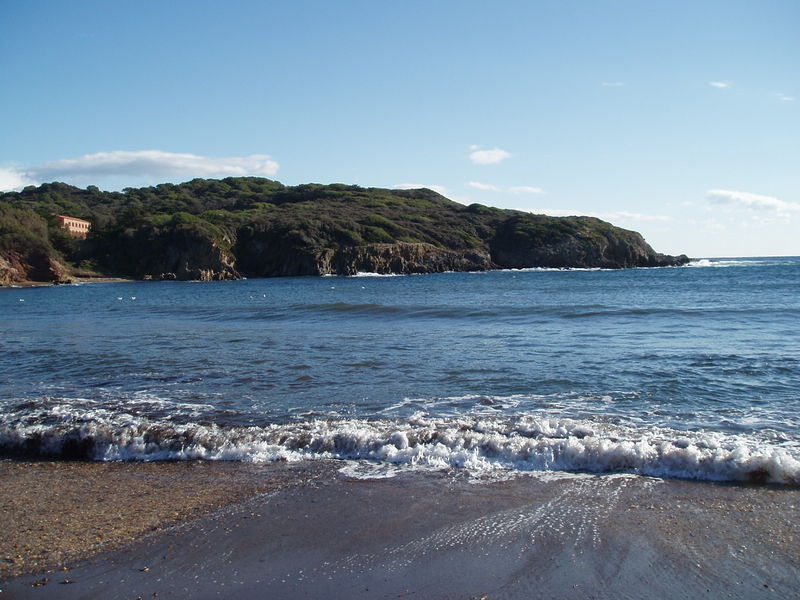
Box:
[1,178,689,285]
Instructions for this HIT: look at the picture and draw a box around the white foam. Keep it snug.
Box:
[322,272,403,278]
[497,267,609,273]
[338,460,414,480]
[1,405,798,485]
[686,258,772,268]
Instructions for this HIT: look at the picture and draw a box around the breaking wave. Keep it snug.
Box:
[1,404,797,485]
[687,257,789,268]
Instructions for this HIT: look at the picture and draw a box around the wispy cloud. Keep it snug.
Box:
[468,146,511,165]
[509,186,545,195]
[525,207,672,223]
[0,150,280,191]
[524,208,675,226]
[607,211,673,223]
[30,150,279,180]
[709,81,733,89]
[393,182,450,197]
[777,93,796,102]
[466,181,502,192]
[705,189,800,213]
[467,182,545,195]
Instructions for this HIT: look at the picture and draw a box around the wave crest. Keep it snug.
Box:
[1,409,798,485]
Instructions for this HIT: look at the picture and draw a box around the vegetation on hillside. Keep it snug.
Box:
[0,177,688,283]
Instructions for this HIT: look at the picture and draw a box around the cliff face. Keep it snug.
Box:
[490,216,688,269]
[114,225,240,281]
[316,243,493,275]
[234,230,492,277]
[0,178,690,283]
[232,231,681,279]
[0,250,72,285]
[233,225,324,277]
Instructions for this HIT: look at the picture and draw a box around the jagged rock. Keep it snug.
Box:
[233,225,322,277]
[113,225,239,281]
[0,253,26,285]
[315,243,493,275]
[0,250,72,285]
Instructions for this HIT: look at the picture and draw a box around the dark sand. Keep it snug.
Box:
[1,461,798,599]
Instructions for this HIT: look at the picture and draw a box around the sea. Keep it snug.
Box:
[1,256,798,485]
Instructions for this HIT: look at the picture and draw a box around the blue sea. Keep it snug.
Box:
[1,257,798,484]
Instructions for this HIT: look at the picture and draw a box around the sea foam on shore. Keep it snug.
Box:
[3,400,798,485]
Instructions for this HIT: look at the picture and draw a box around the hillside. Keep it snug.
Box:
[0,177,689,284]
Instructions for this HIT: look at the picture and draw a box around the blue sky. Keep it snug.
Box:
[2,0,798,257]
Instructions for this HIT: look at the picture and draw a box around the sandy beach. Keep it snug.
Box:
[1,460,798,599]
[2,277,134,288]
[0,460,285,579]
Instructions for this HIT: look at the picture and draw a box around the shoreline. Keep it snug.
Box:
[1,460,798,599]
[3,258,701,288]
[3,256,798,289]
[1,276,134,288]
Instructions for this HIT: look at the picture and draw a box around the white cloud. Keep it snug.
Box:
[509,186,545,195]
[606,211,672,223]
[25,150,279,182]
[467,181,502,191]
[777,93,796,102]
[0,167,30,191]
[705,189,800,213]
[393,182,450,197]
[709,81,732,89]
[0,150,280,191]
[468,147,511,165]
[525,207,671,223]
[466,182,545,195]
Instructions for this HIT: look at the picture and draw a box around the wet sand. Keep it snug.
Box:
[1,460,798,599]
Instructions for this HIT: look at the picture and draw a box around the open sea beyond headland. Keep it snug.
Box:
[1,257,799,485]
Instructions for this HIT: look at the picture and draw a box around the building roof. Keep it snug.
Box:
[55,214,92,224]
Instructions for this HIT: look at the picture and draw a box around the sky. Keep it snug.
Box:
[1,0,798,258]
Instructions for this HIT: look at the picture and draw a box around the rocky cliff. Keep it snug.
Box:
[233,223,494,277]
[0,249,72,286]
[112,224,239,281]
[317,243,493,275]
[489,215,683,269]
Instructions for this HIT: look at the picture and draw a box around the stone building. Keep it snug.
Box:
[55,215,91,238]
